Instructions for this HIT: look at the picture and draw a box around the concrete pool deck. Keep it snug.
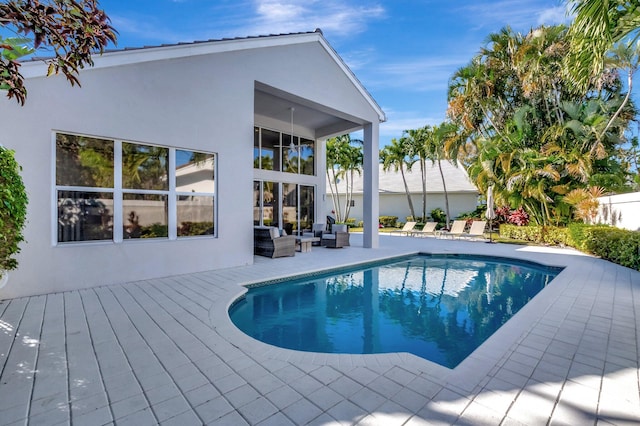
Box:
[0,234,638,425]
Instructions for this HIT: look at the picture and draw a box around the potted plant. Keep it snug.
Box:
[0,146,28,288]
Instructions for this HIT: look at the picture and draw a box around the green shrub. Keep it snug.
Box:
[500,224,570,245]
[430,208,447,226]
[571,226,640,270]
[345,218,357,228]
[379,216,398,227]
[502,223,640,271]
[0,147,28,271]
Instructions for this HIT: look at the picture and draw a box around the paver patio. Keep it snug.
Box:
[0,234,639,425]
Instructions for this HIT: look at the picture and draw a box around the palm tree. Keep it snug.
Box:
[564,186,606,223]
[426,123,460,228]
[566,0,640,90]
[448,24,634,225]
[326,135,363,223]
[380,138,417,221]
[598,40,640,142]
[403,126,429,221]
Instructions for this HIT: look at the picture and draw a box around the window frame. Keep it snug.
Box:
[52,131,217,245]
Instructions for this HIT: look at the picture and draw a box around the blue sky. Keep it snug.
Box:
[100,0,572,146]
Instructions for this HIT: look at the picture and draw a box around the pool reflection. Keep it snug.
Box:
[230,255,560,368]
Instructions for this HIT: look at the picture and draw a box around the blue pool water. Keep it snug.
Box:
[229,254,562,368]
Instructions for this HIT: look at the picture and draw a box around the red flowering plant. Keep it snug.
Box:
[508,207,530,226]
[495,206,511,224]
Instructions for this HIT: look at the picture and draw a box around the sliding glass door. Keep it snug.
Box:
[254,181,314,233]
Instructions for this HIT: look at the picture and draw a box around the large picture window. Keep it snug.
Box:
[55,132,216,243]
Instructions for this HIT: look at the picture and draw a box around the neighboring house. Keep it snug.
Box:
[327,162,479,222]
[596,192,640,231]
[0,30,385,299]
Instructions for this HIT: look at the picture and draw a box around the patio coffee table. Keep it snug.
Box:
[295,236,320,252]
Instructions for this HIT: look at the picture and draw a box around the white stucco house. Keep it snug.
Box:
[596,191,640,231]
[327,162,479,222]
[0,29,385,299]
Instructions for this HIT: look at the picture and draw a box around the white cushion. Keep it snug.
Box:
[333,224,348,233]
[269,227,280,239]
[322,234,336,240]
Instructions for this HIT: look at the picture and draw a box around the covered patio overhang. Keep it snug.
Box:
[254,82,382,248]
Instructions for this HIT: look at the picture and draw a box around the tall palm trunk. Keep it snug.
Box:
[326,167,342,222]
[437,159,452,228]
[400,166,416,221]
[420,158,427,221]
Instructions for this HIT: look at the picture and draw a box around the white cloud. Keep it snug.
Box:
[537,6,571,26]
[341,47,376,71]
[378,109,447,144]
[369,55,473,93]
[240,0,385,38]
[455,0,570,32]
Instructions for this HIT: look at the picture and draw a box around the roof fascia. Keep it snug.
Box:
[20,32,321,77]
[18,31,386,123]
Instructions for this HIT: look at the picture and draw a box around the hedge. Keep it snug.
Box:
[500,223,640,270]
[379,216,399,227]
[0,147,28,271]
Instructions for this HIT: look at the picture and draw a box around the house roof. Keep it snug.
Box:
[20,29,385,123]
[329,161,479,195]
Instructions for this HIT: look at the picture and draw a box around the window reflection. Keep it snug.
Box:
[300,185,314,230]
[282,183,297,234]
[282,134,299,173]
[260,129,279,171]
[253,127,261,169]
[177,196,214,236]
[300,138,315,175]
[263,181,278,227]
[122,142,168,190]
[253,181,261,226]
[56,134,114,187]
[176,150,215,192]
[123,193,168,239]
[57,191,113,242]
[253,127,314,176]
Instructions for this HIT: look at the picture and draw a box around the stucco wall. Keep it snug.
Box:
[596,192,640,231]
[0,39,380,298]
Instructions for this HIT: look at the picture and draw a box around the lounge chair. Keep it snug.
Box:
[461,220,487,240]
[411,221,437,237]
[437,220,467,239]
[390,221,417,236]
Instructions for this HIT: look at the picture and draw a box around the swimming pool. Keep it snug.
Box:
[229,254,562,368]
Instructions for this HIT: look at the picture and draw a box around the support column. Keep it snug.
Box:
[363,122,379,248]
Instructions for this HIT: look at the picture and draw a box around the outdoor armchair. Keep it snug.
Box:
[321,224,350,248]
[253,227,296,258]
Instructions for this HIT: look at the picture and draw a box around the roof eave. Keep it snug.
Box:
[19,30,386,123]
